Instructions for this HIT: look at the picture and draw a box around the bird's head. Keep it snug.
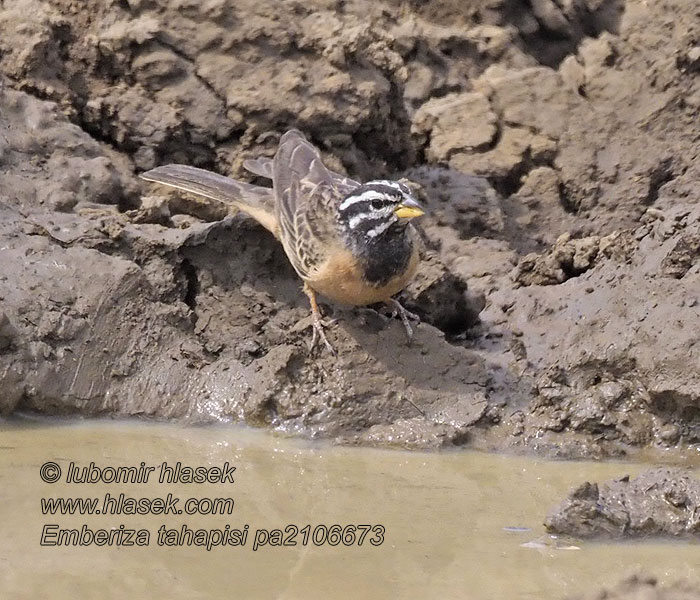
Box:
[337,180,425,242]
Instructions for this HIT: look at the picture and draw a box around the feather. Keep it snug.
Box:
[140,164,278,235]
[242,157,273,179]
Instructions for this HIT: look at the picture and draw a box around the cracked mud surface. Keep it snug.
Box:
[0,0,699,458]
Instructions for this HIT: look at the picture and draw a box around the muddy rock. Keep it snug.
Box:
[660,231,700,279]
[2,202,493,446]
[412,92,498,160]
[172,217,491,447]
[514,231,635,286]
[567,575,700,600]
[546,468,700,538]
[408,166,505,241]
[0,87,136,212]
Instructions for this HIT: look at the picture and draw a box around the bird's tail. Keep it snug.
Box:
[140,164,278,235]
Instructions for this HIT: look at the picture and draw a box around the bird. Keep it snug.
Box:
[140,129,426,354]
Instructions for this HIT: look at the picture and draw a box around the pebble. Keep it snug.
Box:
[658,424,680,444]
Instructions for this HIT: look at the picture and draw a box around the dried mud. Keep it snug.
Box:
[0,0,699,459]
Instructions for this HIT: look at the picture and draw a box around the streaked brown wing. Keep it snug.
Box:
[293,182,339,280]
[272,130,337,279]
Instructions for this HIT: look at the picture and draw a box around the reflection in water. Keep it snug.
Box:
[1,418,699,599]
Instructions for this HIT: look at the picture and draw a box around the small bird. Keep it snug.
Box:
[140,129,425,354]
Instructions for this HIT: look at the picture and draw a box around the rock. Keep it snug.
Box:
[412,92,498,161]
[567,574,700,600]
[0,313,17,351]
[682,46,700,72]
[474,66,573,139]
[406,165,505,238]
[559,55,586,93]
[660,232,700,279]
[515,233,603,286]
[545,468,700,538]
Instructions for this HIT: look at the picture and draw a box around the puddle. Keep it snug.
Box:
[1,418,699,599]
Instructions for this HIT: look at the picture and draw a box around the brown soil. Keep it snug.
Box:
[1,0,699,458]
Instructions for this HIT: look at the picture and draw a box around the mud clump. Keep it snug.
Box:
[546,468,700,538]
[514,231,635,286]
[566,574,700,600]
[660,232,700,279]
[0,0,699,455]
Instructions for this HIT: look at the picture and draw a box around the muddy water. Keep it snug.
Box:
[1,418,699,599]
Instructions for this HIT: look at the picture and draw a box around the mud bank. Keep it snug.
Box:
[0,0,699,454]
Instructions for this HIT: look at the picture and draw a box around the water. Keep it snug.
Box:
[1,418,699,599]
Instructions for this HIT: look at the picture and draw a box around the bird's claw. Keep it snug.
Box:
[309,317,336,356]
[384,299,420,343]
[303,283,337,356]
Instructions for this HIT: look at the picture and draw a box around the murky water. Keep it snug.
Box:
[1,418,699,599]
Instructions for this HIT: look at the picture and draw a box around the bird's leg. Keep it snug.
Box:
[384,298,420,342]
[303,283,336,356]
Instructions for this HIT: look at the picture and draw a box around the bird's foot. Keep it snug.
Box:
[303,283,337,356]
[384,298,420,342]
[309,315,336,356]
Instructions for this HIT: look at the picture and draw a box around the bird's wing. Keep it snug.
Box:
[247,145,359,192]
[273,171,338,280]
[293,181,342,280]
[329,173,361,195]
[273,129,332,192]
[140,164,278,235]
[272,130,339,279]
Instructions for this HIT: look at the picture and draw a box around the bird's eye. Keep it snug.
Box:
[370,199,385,210]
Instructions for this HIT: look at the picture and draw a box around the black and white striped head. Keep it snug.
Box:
[337,180,425,243]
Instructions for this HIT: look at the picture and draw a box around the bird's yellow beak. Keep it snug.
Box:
[394,198,425,219]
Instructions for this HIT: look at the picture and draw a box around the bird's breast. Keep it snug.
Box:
[307,235,420,306]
